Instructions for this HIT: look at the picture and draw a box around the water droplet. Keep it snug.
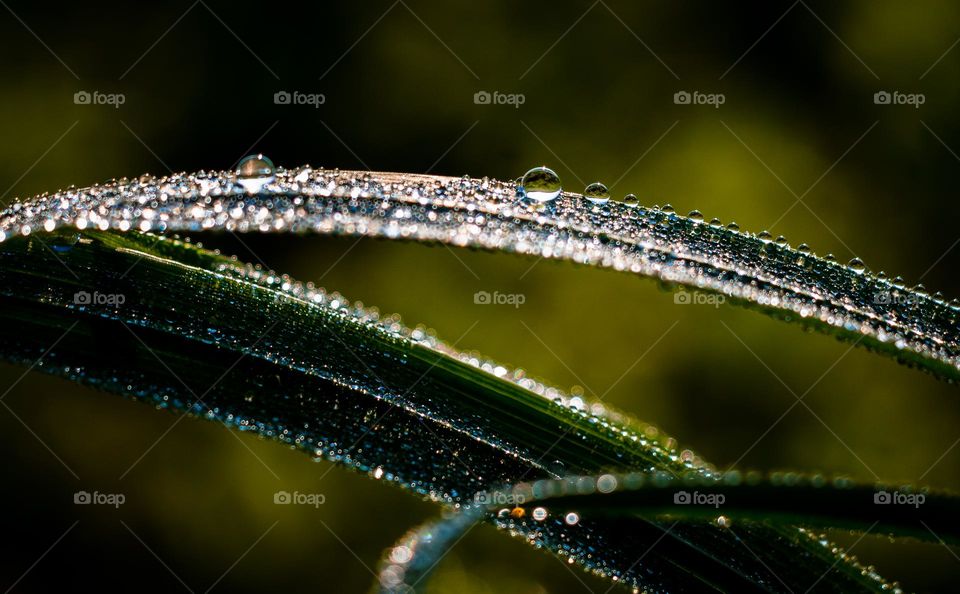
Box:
[687,210,703,221]
[50,232,80,253]
[622,193,639,207]
[597,474,618,493]
[564,512,580,525]
[236,154,276,194]
[797,243,811,254]
[726,222,740,232]
[758,230,773,242]
[716,515,732,529]
[847,257,866,273]
[390,545,413,564]
[532,507,548,521]
[520,166,562,202]
[662,204,675,214]
[583,182,610,204]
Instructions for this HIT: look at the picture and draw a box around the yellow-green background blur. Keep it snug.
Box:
[1,1,958,592]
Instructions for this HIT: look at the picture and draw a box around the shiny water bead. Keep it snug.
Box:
[726,222,740,232]
[50,232,80,253]
[520,166,562,202]
[532,507,548,521]
[687,210,703,222]
[847,257,866,273]
[757,230,773,242]
[661,204,675,214]
[583,182,610,204]
[597,474,618,493]
[622,193,639,207]
[236,154,276,193]
[564,512,580,525]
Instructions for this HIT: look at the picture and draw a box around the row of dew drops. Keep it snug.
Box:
[513,165,949,299]
[0,152,916,286]
[233,156,942,300]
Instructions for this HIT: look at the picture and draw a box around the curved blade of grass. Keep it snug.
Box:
[1,167,956,381]
[504,471,959,543]
[0,229,902,593]
[379,471,956,593]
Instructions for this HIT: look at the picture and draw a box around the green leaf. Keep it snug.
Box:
[1,167,949,592]
[378,471,959,593]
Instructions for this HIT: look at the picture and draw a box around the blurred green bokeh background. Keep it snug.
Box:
[1,1,959,592]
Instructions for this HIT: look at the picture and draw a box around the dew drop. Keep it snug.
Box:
[583,182,610,204]
[597,474,618,493]
[236,154,276,194]
[687,210,703,221]
[389,545,413,564]
[564,512,580,525]
[622,193,639,207]
[520,166,562,202]
[50,232,80,253]
[532,507,548,521]
[662,204,675,214]
[847,257,866,273]
[716,515,732,529]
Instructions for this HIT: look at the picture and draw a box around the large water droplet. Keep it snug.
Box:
[236,154,276,194]
[583,182,610,204]
[520,166,562,202]
[848,257,866,273]
[622,194,639,207]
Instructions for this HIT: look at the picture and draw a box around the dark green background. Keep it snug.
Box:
[1,1,958,592]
